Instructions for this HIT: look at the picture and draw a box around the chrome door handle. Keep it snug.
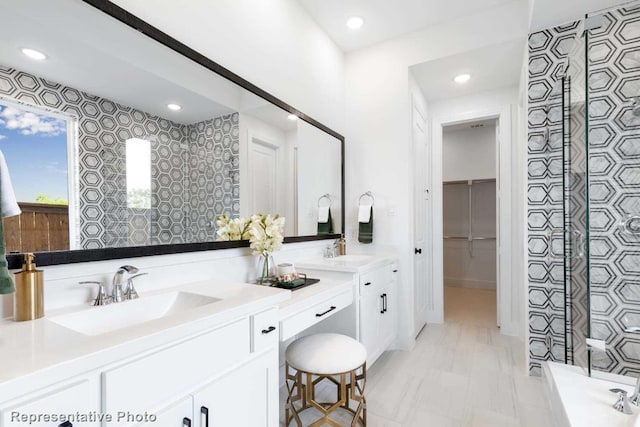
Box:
[547,229,564,259]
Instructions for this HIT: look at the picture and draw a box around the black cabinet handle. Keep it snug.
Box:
[316,306,337,317]
[380,294,385,314]
[383,293,388,313]
[414,248,422,254]
[393,269,398,273]
[201,406,209,427]
[59,422,73,427]
[261,326,276,334]
[183,417,192,427]
[364,282,372,286]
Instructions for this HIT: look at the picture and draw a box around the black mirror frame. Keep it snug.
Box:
[5,0,345,269]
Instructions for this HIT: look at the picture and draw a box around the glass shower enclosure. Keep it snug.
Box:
[558,4,640,376]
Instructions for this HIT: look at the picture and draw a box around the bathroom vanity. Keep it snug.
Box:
[0,281,289,427]
[295,255,398,366]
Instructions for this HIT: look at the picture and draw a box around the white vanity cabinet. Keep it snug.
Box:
[136,350,277,427]
[0,302,282,427]
[0,376,100,427]
[359,263,397,365]
[104,311,279,427]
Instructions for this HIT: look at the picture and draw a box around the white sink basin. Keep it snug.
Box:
[49,291,221,336]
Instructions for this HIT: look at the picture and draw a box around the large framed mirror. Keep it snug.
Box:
[0,0,344,268]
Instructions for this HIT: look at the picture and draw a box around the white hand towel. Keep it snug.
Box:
[358,204,372,223]
[0,150,20,218]
[318,206,330,223]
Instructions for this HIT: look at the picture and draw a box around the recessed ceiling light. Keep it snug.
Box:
[167,103,182,111]
[346,16,364,30]
[287,114,298,121]
[21,48,47,61]
[454,74,471,84]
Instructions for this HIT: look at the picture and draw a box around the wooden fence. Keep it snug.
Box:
[3,203,69,253]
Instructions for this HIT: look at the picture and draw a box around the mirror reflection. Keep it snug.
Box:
[0,0,342,254]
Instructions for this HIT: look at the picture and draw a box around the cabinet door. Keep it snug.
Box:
[379,284,395,351]
[133,397,192,427]
[1,377,98,427]
[359,289,383,363]
[193,350,278,427]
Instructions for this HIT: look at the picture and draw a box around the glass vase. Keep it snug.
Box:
[256,253,276,285]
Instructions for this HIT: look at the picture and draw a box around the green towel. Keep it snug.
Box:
[0,180,14,294]
[358,207,373,244]
[317,209,334,235]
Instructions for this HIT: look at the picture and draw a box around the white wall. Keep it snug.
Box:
[443,125,497,182]
[110,0,345,133]
[296,123,342,236]
[345,1,528,348]
[0,0,345,319]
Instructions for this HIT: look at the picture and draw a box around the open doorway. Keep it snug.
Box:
[442,119,498,327]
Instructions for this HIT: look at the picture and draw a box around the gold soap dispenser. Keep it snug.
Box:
[14,253,44,321]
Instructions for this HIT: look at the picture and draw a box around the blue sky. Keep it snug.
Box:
[0,103,68,203]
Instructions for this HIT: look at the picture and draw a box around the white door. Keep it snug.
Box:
[249,138,278,214]
[412,97,430,336]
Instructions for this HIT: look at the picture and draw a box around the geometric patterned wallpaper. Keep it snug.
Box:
[528,4,640,376]
[527,21,580,376]
[0,65,238,249]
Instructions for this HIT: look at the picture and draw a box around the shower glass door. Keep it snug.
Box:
[563,20,592,374]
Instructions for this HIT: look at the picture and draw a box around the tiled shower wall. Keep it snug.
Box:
[528,4,640,375]
[0,66,239,249]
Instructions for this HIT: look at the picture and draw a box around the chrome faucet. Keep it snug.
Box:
[611,389,633,414]
[112,265,139,302]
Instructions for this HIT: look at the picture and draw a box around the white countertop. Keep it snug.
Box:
[0,280,290,398]
[295,254,396,273]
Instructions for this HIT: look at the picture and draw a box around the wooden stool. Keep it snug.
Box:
[285,333,366,427]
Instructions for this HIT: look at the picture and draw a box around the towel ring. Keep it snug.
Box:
[318,193,332,208]
[359,191,375,206]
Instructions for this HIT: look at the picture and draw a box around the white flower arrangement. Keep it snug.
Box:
[216,213,285,255]
[215,214,252,241]
[248,213,285,255]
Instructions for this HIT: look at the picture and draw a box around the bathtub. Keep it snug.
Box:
[544,361,640,426]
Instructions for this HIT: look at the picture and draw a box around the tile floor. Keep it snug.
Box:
[280,286,555,426]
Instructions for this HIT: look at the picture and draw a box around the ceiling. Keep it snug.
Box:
[0,0,248,125]
[298,0,517,52]
[410,39,525,102]
[529,0,628,32]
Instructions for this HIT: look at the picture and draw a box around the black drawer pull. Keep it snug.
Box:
[380,294,385,314]
[393,269,398,273]
[316,306,337,317]
[183,417,192,427]
[364,282,372,286]
[201,406,209,427]
[59,422,73,427]
[261,326,276,334]
[383,293,388,313]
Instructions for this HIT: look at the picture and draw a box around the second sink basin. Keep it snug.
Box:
[49,291,220,336]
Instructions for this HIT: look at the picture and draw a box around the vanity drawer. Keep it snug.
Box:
[280,289,353,341]
[102,318,250,418]
[251,307,279,353]
[359,267,391,295]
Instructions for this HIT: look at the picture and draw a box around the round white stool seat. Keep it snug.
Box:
[285,333,367,374]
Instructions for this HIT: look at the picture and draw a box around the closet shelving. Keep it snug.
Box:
[443,178,496,256]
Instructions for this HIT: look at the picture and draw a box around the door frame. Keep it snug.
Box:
[430,106,516,336]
